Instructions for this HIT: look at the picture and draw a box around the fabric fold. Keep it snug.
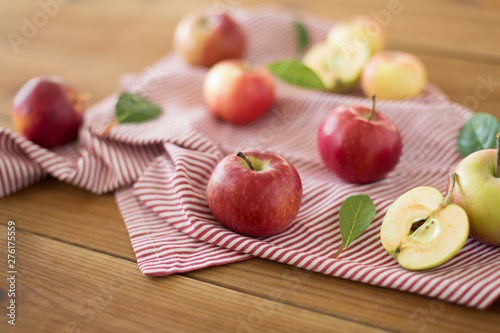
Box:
[1,6,499,309]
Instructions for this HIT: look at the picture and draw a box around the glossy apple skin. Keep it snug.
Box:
[361,51,427,100]
[203,60,275,125]
[206,150,303,237]
[317,105,402,183]
[174,11,245,67]
[12,76,85,149]
[452,149,500,246]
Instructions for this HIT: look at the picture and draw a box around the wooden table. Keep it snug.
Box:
[1,0,500,332]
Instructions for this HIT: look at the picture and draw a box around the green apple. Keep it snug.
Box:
[327,15,387,55]
[302,41,370,92]
[453,135,500,246]
[380,173,469,270]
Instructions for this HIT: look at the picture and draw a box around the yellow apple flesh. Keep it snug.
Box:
[327,15,387,55]
[381,186,469,270]
[303,42,370,92]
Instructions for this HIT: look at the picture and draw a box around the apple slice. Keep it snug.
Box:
[326,15,387,55]
[302,41,369,92]
[380,173,469,270]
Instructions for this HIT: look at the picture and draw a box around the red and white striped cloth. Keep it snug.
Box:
[1,6,500,309]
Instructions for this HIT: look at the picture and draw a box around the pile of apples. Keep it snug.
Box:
[175,10,275,125]
[175,8,500,270]
[174,10,301,236]
[173,9,407,233]
[9,7,500,272]
[303,15,428,99]
[173,8,500,271]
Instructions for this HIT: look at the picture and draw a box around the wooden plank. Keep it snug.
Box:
[290,0,500,63]
[0,178,135,259]
[185,259,500,333]
[1,0,500,64]
[1,180,499,332]
[419,53,500,117]
[1,0,500,331]
[0,226,384,333]
[1,0,500,124]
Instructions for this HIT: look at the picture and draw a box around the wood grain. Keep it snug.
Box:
[1,179,499,332]
[1,0,500,128]
[1,0,500,332]
[0,226,384,333]
[0,178,135,259]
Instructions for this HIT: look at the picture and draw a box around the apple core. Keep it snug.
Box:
[380,173,469,270]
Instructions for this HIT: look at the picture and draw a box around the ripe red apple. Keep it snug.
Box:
[12,76,85,149]
[174,10,245,67]
[361,51,427,100]
[452,135,500,246]
[206,150,303,237]
[317,97,402,183]
[203,59,275,125]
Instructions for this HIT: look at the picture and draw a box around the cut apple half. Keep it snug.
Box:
[303,41,370,92]
[380,173,469,270]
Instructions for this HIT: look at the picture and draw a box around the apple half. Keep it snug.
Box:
[302,41,369,92]
[380,173,469,270]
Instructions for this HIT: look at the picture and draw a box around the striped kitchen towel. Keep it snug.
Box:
[1,6,499,309]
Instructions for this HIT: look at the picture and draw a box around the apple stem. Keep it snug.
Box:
[332,245,344,259]
[100,120,118,137]
[441,172,456,208]
[495,133,500,178]
[236,151,255,171]
[368,95,376,121]
[404,172,457,247]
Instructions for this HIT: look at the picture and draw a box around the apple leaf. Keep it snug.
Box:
[116,92,162,124]
[338,194,376,249]
[294,21,309,52]
[457,113,500,157]
[267,60,325,90]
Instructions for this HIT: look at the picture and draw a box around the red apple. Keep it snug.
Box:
[203,59,275,125]
[174,10,245,67]
[317,97,402,183]
[12,76,85,149]
[206,150,303,237]
[361,51,427,100]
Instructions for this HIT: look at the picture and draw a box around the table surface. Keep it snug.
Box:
[1,0,500,332]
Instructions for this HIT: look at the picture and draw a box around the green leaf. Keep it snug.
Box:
[457,113,500,157]
[339,195,376,248]
[267,60,325,90]
[115,92,162,124]
[294,21,309,52]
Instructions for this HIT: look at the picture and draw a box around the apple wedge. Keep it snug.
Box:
[302,41,369,92]
[380,173,469,270]
[326,15,387,55]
